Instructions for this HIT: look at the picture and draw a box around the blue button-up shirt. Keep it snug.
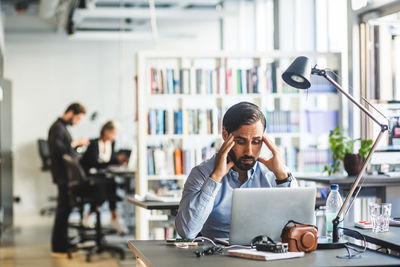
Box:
[175,154,296,239]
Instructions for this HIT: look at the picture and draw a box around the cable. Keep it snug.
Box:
[191,237,250,250]
[337,227,367,259]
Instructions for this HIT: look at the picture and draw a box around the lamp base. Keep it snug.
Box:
[317,236,347,249]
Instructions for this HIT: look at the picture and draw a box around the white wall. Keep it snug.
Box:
[4,15,220,214]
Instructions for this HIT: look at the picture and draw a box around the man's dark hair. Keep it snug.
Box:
[65,103,86,115]
[222,102,266,133]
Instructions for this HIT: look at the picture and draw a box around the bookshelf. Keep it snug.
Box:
[136,50,344,239]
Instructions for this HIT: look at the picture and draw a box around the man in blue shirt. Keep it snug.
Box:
[175,102,296,239]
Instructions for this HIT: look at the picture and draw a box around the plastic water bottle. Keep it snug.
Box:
[325,184,343,239]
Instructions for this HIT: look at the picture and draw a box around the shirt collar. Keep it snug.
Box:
[229,161,258,180]
[57,117,68,126]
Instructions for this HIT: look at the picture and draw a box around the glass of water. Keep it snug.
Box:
[368,202,392,232]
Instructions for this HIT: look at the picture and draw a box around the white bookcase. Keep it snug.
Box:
[135,50,343,239]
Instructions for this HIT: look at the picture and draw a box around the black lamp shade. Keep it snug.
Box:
[281,56,312,89]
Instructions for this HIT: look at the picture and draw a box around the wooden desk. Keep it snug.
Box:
[128,240,400,267]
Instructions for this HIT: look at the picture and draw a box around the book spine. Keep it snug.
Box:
[226,68,232,94]
[174,149,183,175]
[167,69,174,94]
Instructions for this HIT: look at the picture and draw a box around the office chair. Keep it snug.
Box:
[38,139,51,171]
[37,139,57,216]
[63,154,125,262]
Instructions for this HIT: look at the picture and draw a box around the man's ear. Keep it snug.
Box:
[222,127,229,141]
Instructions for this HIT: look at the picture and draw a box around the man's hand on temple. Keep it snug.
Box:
[257,135,288,180]
[210,134,235,183]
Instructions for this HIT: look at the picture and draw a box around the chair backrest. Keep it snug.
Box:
[62,154,88,189]
[38,139,51,171]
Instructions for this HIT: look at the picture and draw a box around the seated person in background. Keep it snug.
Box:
[175,102,297,239]
[80,120,128,234]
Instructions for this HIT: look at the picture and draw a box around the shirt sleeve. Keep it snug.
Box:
[175,166,221,239]
[52,126,73,157]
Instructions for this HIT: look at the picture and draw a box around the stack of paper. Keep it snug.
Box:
[134,193,181,203]
[227,249,304,261]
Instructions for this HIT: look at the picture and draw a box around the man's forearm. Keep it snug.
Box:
[175,178,221,238]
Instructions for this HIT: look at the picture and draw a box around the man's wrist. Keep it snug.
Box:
[210,172,222,183]
[276,172,293,185]
[274,170,289,180]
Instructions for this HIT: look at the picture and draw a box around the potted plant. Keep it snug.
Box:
[323,126,373,176]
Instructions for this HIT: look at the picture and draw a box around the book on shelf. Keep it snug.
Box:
[283,146,299,171]
[174,149,183,175]
[265,110,300,133]
[148,108,216,135]
[149,65,338,96]
[301,147,332,173]
[305,110,339,135]
[149,66,262,95]
[266,62,277,93]
[147,144,217,176]
[308,71,338,93]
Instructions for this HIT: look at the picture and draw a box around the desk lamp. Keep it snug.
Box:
[282,56,389,248]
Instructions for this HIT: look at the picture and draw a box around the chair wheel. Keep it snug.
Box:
[86,254,91,262]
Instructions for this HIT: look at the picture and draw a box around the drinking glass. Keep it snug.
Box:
[368,202,392,232]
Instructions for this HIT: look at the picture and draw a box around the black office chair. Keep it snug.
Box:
[37,139,57,216]
[63,154,125,262]
[38,139,51,171]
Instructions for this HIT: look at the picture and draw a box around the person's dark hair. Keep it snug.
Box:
[222,102,266,133]
[100,120,117,137]
[65,103,86,115]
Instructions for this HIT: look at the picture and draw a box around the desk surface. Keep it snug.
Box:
[126,196,180,210]
[106,166,135,175]
[128,240,400,267]
[297,175,400,188]
[345,226,400,252]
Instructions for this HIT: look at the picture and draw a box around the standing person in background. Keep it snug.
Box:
[80,120,129,234]
[48,103,90,256]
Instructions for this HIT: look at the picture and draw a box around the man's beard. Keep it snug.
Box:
[228,150,256,171]
[65,118,73,125]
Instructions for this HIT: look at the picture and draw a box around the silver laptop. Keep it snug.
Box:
[228,187,316,245]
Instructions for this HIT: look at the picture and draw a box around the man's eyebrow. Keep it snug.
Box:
[233,136,262,141]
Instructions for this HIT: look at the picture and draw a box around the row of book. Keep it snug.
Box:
[265,110,300,133]
[148,108,304,135]
[147,108,219,135]
[149,65,276,95]
[147,145,217,176]
[301,147,333,173]
[149,65,337,96]
[147,143,333,175]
